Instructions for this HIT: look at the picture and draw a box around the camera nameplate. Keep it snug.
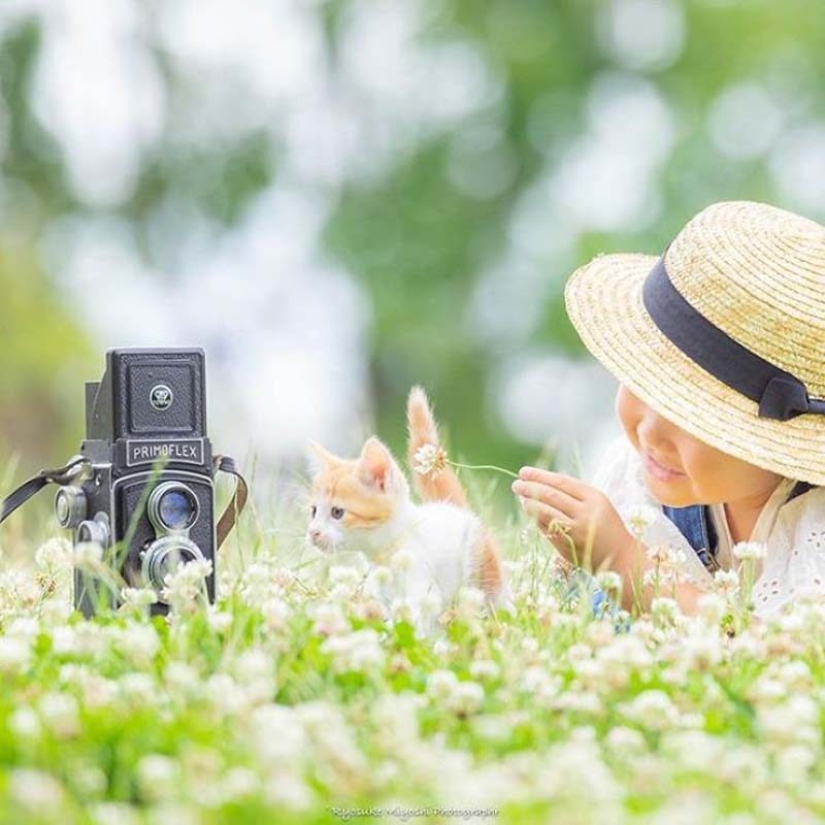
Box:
[126,438,205,467]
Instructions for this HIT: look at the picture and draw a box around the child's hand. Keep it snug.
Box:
[512,467,635,570]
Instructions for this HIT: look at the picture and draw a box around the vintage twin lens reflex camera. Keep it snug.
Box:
[56,348,219,616]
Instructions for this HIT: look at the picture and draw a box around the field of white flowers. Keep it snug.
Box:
[1,518,824,825]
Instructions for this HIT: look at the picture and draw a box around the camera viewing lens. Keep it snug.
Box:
[148,483,199,533]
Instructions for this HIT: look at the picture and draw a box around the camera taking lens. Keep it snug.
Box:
[141,536,206,592]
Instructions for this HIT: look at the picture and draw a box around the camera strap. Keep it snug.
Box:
[214,455,249,548]
[0,456,91,526]
[1,455,249,550]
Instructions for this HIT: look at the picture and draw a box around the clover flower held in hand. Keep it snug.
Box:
[413,443,518,479]
[413,444,448,477]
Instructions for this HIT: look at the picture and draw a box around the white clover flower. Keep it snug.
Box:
[136,755,179,803]
[38,693,80,738]
[714,569,741,597]
[120,587,159,610]
[605,726,647,753]
[35,538,73,574]
[651,597,680,623]
[73,542,104,567]
[426,669,459,703]
[413,443,448,476]
[620,689,680,730]
[0,636,31,674]
[390,598,416,625]
[732,541,768,561]
[469,659,500,681]
[595,570,623,593]
[320,628,384,674]
[115,625,160,668]
[447,680,484,716]
[456,586,486,617]
[8,708,40,739]
[206,607,233,633]
[88,802,141,825]
[696,592,728,626]
[161,559,213,613]
[626,505,659,538]
[432,638,458,659]
[9,769,64,812]
[261,597,291,632]
[328,565,363,590]
[311,602,350,637]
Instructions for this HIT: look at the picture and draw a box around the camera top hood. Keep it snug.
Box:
[86,348,207,442]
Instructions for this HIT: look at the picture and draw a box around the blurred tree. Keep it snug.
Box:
[0,0,823,499]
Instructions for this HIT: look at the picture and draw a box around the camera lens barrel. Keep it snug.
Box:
[141,536,206,593]
[76,518,110,547]
[147,482,200,534]
[55,487,88,529]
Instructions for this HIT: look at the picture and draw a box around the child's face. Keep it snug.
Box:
[615,385,783,507]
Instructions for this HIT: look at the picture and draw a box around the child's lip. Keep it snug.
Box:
[644,453,686,480]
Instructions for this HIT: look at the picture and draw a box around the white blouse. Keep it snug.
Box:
[590,436,825,618]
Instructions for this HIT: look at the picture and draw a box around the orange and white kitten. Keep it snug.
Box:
[307,387,509,627]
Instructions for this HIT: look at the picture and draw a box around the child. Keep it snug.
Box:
[511,201,825,618]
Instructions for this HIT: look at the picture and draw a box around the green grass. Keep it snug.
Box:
[0,514,821,825]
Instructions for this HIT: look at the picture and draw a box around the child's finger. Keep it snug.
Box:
[518,497,568,531]
[517,467,587,501]
[511,480,579,517]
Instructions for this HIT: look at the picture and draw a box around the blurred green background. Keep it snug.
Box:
[1,0,824,529]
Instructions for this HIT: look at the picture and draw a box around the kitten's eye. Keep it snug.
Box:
[310,505,317,517]
[331,506,345,520]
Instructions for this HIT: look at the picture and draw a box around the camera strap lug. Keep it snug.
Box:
[214,455,249,549]
[0,456,92,526]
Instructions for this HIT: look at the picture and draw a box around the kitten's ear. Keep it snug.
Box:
[357,437,395,492]
[307,440,340,474]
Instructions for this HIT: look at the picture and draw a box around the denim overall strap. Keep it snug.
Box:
[587,480,816,624]
[663,480,816,572]
[662,504,719,572]
[788,480,814,502]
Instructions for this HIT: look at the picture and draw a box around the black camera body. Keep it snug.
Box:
[59,349,218,616]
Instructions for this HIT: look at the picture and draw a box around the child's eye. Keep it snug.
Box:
[310,505,317,517]
[331,507,345,520]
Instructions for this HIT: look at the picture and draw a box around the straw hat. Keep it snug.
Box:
[564,200,825,485]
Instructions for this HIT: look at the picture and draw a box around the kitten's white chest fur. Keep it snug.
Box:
[359,501,488,627]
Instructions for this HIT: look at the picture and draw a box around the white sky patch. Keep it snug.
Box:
[708,82,785,161]
[492,352,621,476]
[340,1,502,138]
[768,123,825,216]
[41,184,371,464]
[158,0,324,107]
[550,72,674,233]
[29,0,165,207]
[597,0,686,72]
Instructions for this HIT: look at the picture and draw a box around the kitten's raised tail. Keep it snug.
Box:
[407,386,510,607]
[406,385,469,507]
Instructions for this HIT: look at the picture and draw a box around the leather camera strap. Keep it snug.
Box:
[0,456,91,526]
[1,455,248,552]
[214,454,249,549]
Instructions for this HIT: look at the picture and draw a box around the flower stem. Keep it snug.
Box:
[448,460,520,480]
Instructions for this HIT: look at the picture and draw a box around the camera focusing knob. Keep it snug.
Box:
[55,486,88,529]
[76,517,110,548]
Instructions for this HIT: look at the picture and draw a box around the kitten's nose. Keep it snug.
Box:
[309,529,325,546]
